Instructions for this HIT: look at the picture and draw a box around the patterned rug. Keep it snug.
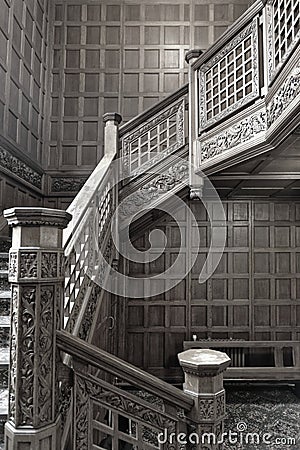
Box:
[224,385,300,450]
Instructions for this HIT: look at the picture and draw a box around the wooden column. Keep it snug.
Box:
[3,208,71,450]
[178,348,230,449]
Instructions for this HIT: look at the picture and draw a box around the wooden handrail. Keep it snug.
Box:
[63,152,115,253]
[119,84,188,138]
[57,330,194,411]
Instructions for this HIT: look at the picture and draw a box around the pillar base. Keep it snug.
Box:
[5,418,61,450]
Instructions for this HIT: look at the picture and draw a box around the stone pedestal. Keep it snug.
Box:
[3,208,71,450]
[178,348,230,449]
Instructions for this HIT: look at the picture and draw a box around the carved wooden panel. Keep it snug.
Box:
[125,200,300,380]
[49,0,250,172]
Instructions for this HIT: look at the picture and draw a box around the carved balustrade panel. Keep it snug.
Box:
[267,0,300,83]
[197,18,260,131]
[121,99,186,177]
[73,369,186,450]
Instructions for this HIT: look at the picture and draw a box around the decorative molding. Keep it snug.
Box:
[198,19,259,130]
[267,60,300,127]
[4,207,72,229]
[51,177,87,193]
[119,161,189,219]
[0,146,42,189]
[200,110,267,163]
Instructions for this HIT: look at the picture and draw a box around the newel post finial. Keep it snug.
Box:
[3,207,71,450]
[103,112,122,156]
[178,349,230,449]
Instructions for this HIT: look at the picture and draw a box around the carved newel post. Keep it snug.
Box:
[3,208,71,450]
[103,112,122,155]
[178,349,230,449]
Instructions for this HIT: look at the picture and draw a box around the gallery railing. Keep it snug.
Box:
[120,85,188,178]
[189,0,300,173]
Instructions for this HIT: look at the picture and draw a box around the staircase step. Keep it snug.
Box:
[0,388,8,416]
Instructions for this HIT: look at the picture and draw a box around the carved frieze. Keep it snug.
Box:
[267,60,300,127]
[51,177,87,193]
[200,110,267,163]
[0,146,42,189]
[119,161,189,219]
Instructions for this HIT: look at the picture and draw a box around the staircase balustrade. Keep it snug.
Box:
[119,85,188,179]
[2,0,300,448]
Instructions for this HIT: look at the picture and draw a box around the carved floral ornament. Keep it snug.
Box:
[267,60,300,126]
[8,250,63,281]
[200,110,267,163]
[0,146,42,189]
[119,161,189,219]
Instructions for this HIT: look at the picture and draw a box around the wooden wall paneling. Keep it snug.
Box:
[0,0,49,164]
[48,0,250,173]
[124,200,300,380]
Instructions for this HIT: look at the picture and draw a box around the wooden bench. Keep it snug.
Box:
[183,340,300,383]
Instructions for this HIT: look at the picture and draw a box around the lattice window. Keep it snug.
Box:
[122,99,185,176]
[198,20,259,130]
[273,0,300,68]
